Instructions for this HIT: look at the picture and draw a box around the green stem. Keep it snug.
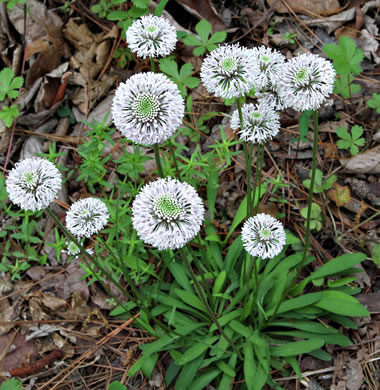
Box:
[237,99,252,218]
[179,248,242,360]
[150,57,156,72]
[169,139,181,181]
[254,143,265,216]
[153,144,165,178]
[267,111,319,326]
[298,110,319,272]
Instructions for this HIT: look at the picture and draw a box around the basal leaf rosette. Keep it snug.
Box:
[242,213,286,259]
[200,44,260,99]
[132,177,204,250]
[112,72,185,145]
[126,15,177,59]
[6,158,62,212]
[278,53,336,111]
[231,102,280,144]
[66,198,109,238]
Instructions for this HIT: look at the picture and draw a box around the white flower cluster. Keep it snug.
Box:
[200,44,335,112]
[278,53,336,111]
[250,46,286,94]
[231,102,280,144]
[112,72,184,145]
[132,178,204,250]
[66,198,109,238]
[126,15,177,59]
[241,214,286,259]
[200,44,260,99]
[6,158,62,212]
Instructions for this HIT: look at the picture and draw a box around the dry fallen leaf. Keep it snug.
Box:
[340,145,380,174]
[175,0,225,31]
[266,0,340,16]
[0,333,39,371]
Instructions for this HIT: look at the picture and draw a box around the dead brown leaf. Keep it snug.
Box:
[340,145,380,175]
[266,0,340,15]
[0,299,15,335]
[175,0,225,31]
[0,333,39,372]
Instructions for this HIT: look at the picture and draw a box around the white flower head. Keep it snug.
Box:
[126,15,177,59]
[231,102,280,143]
[132,178,204,250]
[200,44,260,99]
[66,198,109,238]
[278,53,336,111]
[6,158,62,211]
[241,213,286,259]
[112,72,184,145]
[250,46,286,92]
[257,89,286,111]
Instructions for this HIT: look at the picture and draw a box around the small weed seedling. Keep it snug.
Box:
[0,67,24,127]
[301,203,323,231]
[323,36,364,99]
[303,168,336,194]
[336,125,365,156]
[281,32,297,44]
[367,93,380,113]
[181,19,227,56]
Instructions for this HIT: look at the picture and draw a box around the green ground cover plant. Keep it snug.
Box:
[1,6,373,389]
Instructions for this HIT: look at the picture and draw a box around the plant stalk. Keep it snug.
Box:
[153,144,165,178]
[169,139,181,180]
[298,110,319,272]
[150,57,156,73]
[237,99,252,218]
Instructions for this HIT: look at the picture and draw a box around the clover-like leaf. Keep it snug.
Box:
[367,93,380,114]
[0,104,19,127]
[0,68,24,101]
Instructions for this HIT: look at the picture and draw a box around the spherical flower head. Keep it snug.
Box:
[257,89,286,111]
[230,102,280,143]
[5,158,62,211]
[112,72,184,145]
[242,214,286,259]
[200,44,260,99]
[126,15,177,59]
[278,53,336,111]
[66,198,109,238]
[250,46,286,92]
[132,177,204,250]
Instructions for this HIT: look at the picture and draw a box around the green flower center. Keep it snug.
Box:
[154,193,184,222]
[259,228,272,241]
[251,111,262,119]
[295,67,310,85]
[23,171,38,187]
[146,25,158,34]
[261,55,270,63]
[220,57,238,73]
[133,93,160,123]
